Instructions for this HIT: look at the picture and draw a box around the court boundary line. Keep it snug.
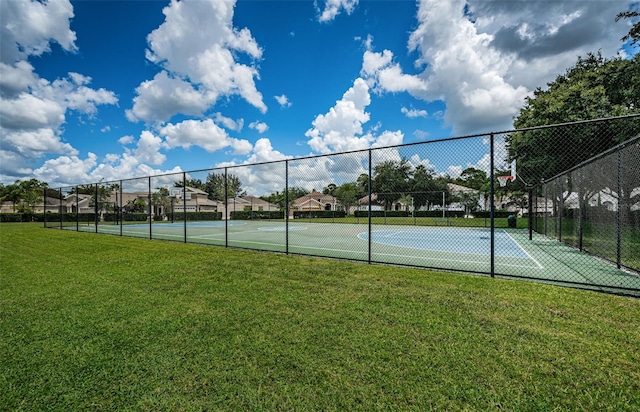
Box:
[359,227,535,261]
[90,224,542,270]
[503,230,544,269]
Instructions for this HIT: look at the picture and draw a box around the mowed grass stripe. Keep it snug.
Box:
[1,223,639,411]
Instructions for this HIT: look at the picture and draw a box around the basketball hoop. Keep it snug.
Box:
[497,176,513,187]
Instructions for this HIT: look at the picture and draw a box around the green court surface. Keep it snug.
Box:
[71,220,640,296]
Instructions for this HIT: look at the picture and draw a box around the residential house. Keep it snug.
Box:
[166,186,218,215]
[293,190,340,216]
[218,195,279,219]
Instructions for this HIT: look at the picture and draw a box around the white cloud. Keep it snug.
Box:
[160,119,253,155]
[2,128,77,159]
[305,78,404,154]
[413,129,429,140]
[104,153,120,164]
[243,138,291,164]
[0,61,37,97]
[413,0,525,130]
[318,0,359,23]
[0,68,117,182]
[0,150,33,178]
[126,71,210,123]
[0,0,117,184]
[0,93,65,130]
[130,0,266,123]
[33,152,98,187]
[48,73,118,115]
[446,165,463,179]
[401,107,428,119]
[210,138,291,196]
[134,131,166,165]
[361,49,428,95]
[371,130,403,148]
[274,94,292,108]
[0,0,77,63]
[361,49,393,81]
[249,121,269,134]
[214,112,244,132]
[118,135,134,145]
[359,0,629,135]
[32,151,183,188]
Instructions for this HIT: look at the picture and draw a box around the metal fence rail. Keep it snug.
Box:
[44,115,640,296]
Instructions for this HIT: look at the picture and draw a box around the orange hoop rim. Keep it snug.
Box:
[497,175,514,187]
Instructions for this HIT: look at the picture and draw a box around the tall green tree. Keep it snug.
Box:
[151,187,171,217]
[12,179,47,213]
[174,178,206,191]
[372,158,413,210]
[456,167,488,190]
[506,52,640,183]
[334,183,359,214]
[355,173,370,201]
[2,182,23,212]
[205,172,245,201]
[616,9,640,46]
[322,183,337,196]
[123,198,147,214]
[83,183,117,215]
[261,187,309,211]
[410,165,449,210]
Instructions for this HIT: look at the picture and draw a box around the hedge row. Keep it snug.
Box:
[1,213,98,223]
[230,211,284,220]
[293,210,346,219]
[473,210,515,218]
[174,212,223,221]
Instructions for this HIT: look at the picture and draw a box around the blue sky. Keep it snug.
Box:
[1,0,638,190]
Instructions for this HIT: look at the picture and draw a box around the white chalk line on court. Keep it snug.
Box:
[219,240,541,270]
[502,230,544,269]
[368,250,543,270]
[91,226,541,270]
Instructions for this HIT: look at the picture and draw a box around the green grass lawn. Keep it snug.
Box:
[2,223,639,411]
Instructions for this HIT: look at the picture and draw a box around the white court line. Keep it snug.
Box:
[503,230,544,269]
[369,250,543,270]
[288,242,544,269]
[93,226,541,270]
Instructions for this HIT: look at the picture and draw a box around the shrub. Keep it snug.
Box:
[293,210,346,219]
[231,210,284,220]
[473,210,513,218]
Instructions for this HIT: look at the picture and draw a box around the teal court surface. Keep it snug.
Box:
[72,220,640,296]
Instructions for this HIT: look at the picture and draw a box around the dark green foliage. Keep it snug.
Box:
[293,210,346,219]
[0,213,22,222]
[122,213,149,222]
[507,53,640,182]
[616,9,640,46]
[372,158,413,209]
[172,212,222,221]
[205,172,244,201]
[354,210,410,218]
[473,210,513,218]
[230,210,284,220]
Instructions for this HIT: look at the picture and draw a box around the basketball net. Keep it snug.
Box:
[497,176,513,187]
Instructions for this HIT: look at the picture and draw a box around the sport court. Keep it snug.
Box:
[78,220,640,296]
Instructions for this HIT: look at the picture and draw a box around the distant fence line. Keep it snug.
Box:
[532,133,640,274]
[43,115,640,296]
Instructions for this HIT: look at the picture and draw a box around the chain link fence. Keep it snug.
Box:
[44,115,640,296]
[532,135,640,276]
